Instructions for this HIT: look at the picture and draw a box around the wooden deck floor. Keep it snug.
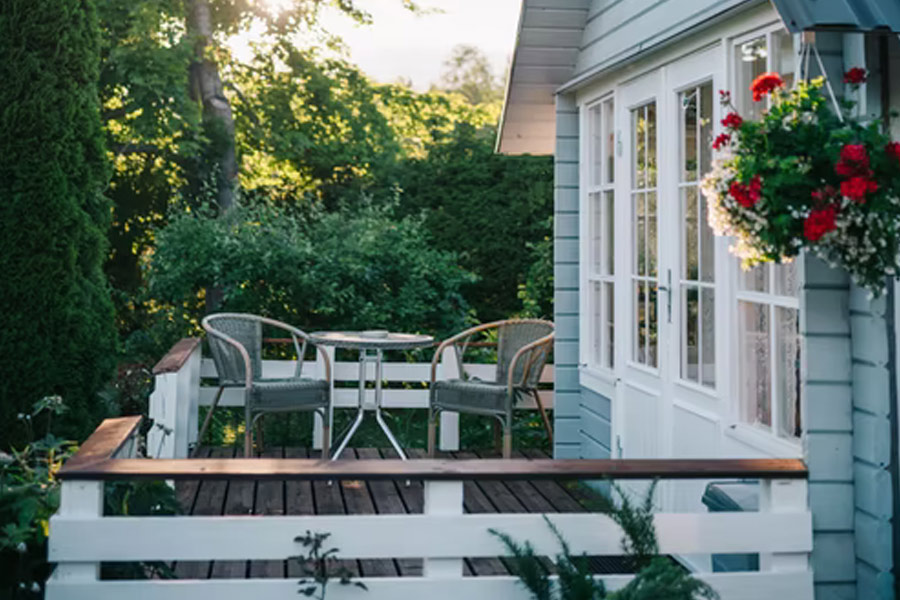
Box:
[172,447,631,579]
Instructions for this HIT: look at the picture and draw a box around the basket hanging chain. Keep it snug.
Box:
[799,34,844,123]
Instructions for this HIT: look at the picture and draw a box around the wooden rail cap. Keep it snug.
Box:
[64,415,143,470]
[152,337,201,375]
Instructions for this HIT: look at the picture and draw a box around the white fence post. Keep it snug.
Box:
[47,480,103,591]
[313,346,336,450]
[423,480,464,578]
[148,341,201,459]
[759,479,810,574]
[438,346,460,451]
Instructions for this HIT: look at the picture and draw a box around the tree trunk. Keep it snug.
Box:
[187,0,237,213]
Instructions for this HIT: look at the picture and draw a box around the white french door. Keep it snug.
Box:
[614,46,726,480]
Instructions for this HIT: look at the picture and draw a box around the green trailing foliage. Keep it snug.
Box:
[292,531,367,600]
[0,0,118,447]
[145,200,475,343]
[491,483,718,600]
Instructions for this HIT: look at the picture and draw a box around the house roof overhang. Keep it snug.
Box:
[770,0,900,33]
[496,0,590,156]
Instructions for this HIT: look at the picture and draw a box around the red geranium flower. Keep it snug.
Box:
[750,72,784,101]
[718,89,731,103]
[804,205,837,242]
[835,144,871,178]
[721,112,743,129]
[730,175,763,208]
[843,67,867,84]
[712,133,731,150]
[841,176,878,202]
[886,142,900,164]
[840,144,869,165]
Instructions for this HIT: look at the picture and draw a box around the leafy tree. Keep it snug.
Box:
[0,0,118,445]
[395,123,553,321]
[146,201,474,340]
[438,44,504,108]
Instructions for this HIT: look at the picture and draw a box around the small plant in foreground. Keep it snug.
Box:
[292,531,367,599]
[490,482,718,600]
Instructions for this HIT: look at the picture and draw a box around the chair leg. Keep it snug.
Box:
[531,389,554,445]
[502,426,512,459]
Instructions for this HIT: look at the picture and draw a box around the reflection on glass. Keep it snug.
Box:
[604,191,615,275]
[699,83,713,175]
[776,307,801,438]
[771,29,795,90]
[635,192,645,276]
[647,104,657,188]
[773,262,798,296]
[591,192,602,275]
[635,282,646,363]
[683,287,699,382]
[740,264,770,292]
[736,35,767,121]
[605,282,615,369]
[684,187,698,280]
[591,105,603,187]
[633,109,646,189]
[682,90,698,181]
[700,191,715,282]
[604,100,615,184]
[701,287,716,387]
[648,285,658,367]
[740,301,772,428]
[593,282,603,366]
[647,191,657,277]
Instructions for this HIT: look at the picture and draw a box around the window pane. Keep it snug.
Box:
[736,35,767,120]
[593,282,603,365]
[604,190,615,275]
[682,90,698,181]
[591,105,603,187]
[739,264,770,292]
[647,191,657,278]
[684,187,698,281]
[635,192,645,276]
[739,301,772,428]
[700,190,715,282]
[647,103,657,188]
[648,284,658,368]
[604,282,615,369]
[633,109,646,189]
[699,83,713,175]
[771,30,795,90]
[701,287,716,387]
[682,286,699,382]
[635,282,646,363]
[775,307,801,438]
[590,192,602,275]
[773,262,798,296]
[604,100,615,184]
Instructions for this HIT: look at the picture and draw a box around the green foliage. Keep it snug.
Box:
[292,531,367,600]
[395,123,554,321]
[491,483,718,600]
[146,200,474,338]
[704,77,900,293]
[0,0,118,446]
[519,219,554,319]
[438,44,505,110]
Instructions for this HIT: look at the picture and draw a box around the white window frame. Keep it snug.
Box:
[581,95,617,375]
[725,24,804,453]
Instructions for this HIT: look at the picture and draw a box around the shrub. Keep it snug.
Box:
[146,201,475,338]
[0,0,118,447]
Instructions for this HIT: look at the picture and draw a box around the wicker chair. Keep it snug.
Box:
[427,319,555,458]
[201,313,332,458]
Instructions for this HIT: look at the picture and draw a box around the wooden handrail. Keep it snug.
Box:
[60,418,807,482]
[64,416,143,471]
[152,337,201,375]
[264,337,500,349]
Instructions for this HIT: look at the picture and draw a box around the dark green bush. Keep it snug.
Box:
[0,0,118,447]
[146,201,475,338]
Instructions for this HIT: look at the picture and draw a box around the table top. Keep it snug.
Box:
[310,330,434,350]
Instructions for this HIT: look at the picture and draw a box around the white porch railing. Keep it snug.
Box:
[147,338,555,459]
[47,417,814,600]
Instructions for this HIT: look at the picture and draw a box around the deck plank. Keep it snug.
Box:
[357,448,421,577]
[209,446,255,579]
[250,447,286,578]
[309,448,361,578]
[285,447,316,580]
[453,451,511,577]
[175,446,233,579]
[341,450,398,578]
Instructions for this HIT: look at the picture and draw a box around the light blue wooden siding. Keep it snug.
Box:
[553,93,582,459]
[573,0,756,80]
[580,388,612,458]
[848,284,895,600]
[801,255,857,599]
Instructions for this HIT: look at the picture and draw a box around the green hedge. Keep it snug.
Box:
[0,0,117,447]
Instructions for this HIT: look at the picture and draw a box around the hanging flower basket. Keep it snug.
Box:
[701,70,900,294]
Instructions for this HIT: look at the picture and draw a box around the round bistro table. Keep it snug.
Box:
[310,331,433,460]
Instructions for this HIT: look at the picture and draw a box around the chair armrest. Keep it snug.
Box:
[507,332,555,392]
[429,321,507,384]
[254,316,331,383]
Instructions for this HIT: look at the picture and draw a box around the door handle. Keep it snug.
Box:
[657,269,673,323]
